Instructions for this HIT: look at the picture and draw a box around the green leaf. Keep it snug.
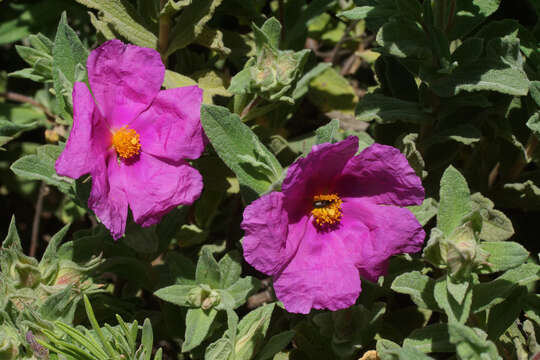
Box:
[376,19,430,59]
[284,0,334,49]
[142,318,153,360]
[446,277,469,305]
[100,256,155,290]
[437,166,471,237]
[451,38,484,65]
[165,68,231,104]
[338,6,373,21]
[15,45,52,68]
[479,242,529,273]
[0,104,46,137]
[339,0,396,32]
[375,56,419,102]
[408,198,438,226]
[205,338,233,360]
[486,286,527,340]
[2,216,22,251]
[40,223,70,267]
[527,112,540,138]
[53,12,88,120]
[499,180,540,211]
[193,70,232,104]
[163,70,197,88]
[10,144,72,193]
[470,193,514,241]
[53,321,108,359]
[434,277,472,323]
[398,133,426,178]
[292,62,331,100]
[52,14,87,78]
[403,324,453,353]
[395,0,422,21]
[83,295,116,357]
[308,67,358,114]
[39,285,79,323]
[225,276,259,309]
[196,247,222,288]
[530,81,540,107]
[228,67,253,95]
[235,303,275,359]
[424,124,482,146]
[447,0,500,40]
[486,35,523,70]
[200,105,283,198]
[472,263,540,312]
[183,308,218,352]
[259,17,281,50]
[356,94,431,124]
[154,284,198,307]
[315,119,339,144]
[390,271,438,310]
[160,0,191,16]
[255,330,295,360]
[123,222,159,254]
[379,345,435,360]
[75,0,157,48]
[447,323,501,359]
[427,59,529,97]
[524,294,540,327]
[218,251,242,289]
[165,252,196,285]
[166,0,224,56]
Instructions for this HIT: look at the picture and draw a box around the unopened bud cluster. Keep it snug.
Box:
[424,219,489,280]
[188,285,221,310]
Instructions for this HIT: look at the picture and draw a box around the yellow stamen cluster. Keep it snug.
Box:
[311,193,342,226]
[112,126,141,159]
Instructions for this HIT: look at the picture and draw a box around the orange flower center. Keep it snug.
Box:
[112,126,141,159]
[311,194,342,226]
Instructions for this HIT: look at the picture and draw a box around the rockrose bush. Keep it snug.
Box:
[1,1,540,359]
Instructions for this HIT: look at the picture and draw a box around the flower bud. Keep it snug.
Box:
[45,129,60,143]
[188,285,220,310]
[0,329,20,360]
[201,290,220,310]
[249,46,304,102]
[10,256,41,289]
[423,221,489,279]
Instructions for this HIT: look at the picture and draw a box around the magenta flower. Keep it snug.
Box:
[55,40,205,239]
[241,136,425,313]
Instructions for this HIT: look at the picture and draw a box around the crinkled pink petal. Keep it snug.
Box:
[242,192,297,275]
[130,86,205,162]
[341,198,425,281]
[121,152,203,227]
[273,218,361,314]
[55,82,110,178]
[338,143,424,206]
[88,154,128,240]
[282,136,358,221]
[87,39,164,128]
[325,199,372,265]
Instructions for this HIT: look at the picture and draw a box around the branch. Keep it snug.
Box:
[30,182,48,258]
[330,20,358,65]
[0,91,55,121]
[158,0,171,64]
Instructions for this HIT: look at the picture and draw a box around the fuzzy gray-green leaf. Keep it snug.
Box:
[437,166,471,237]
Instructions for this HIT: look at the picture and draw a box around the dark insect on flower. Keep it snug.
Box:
[313,200,334,208]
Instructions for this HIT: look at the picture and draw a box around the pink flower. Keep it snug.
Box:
[56,40,205,240]
[241,137,425,313]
